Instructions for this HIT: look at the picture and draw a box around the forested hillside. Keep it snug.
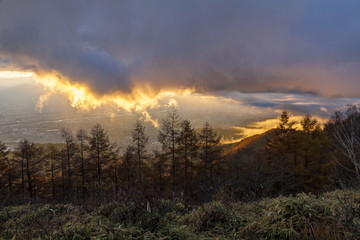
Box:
[1,105,360,239]
[1,106,360,203]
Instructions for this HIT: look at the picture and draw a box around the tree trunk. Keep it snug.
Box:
[8,172,12,197]
[66,147,72,194]
[80,145,85,199]
[51,159,55,199]
[26,157,33,198]
[21,160,25,199]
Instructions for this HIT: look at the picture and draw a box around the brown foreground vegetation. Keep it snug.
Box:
[1,189,360,239]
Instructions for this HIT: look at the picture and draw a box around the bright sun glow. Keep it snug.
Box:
[0,71,34,78]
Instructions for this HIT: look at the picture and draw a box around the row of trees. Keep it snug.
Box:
[1,106,360,203]
[0,124,118,201]
[0,108,222,202]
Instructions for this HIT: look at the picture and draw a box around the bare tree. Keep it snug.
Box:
[326,105,360,182]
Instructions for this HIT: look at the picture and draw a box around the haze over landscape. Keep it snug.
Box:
[1,0,360,148]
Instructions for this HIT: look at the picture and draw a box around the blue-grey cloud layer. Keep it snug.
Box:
[0,0,360,96]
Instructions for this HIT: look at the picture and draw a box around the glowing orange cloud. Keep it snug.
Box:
[32,72,193,127]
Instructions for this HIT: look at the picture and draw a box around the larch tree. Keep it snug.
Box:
[109,145,120,193]
[0,141,9,195]
[131,120,148,186]
[60,128,77,195]
[123,145,135,189]
[4,157,16,197]
[298,114,331,192]
[158,107,181,191]
[300,114,321,168]
[152,150,167,193]
[279,110,296,132]
[15,140,43,199]
[45,144,61,200]
[198,122,221,187]
[265,111,299,194]
[89,123,112,185]
[269,110,298,167]
[76,128,89,198]
[177,119,198,195]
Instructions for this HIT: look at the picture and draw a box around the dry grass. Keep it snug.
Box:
[1,189,359,239]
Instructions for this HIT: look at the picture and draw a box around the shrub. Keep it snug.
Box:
[246,193,344,240]
[326,189,360,238]
[186,201,245,236]
[188,201,229,232]
[0,204,81,240]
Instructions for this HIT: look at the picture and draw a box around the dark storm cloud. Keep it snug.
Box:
[0,0,360,96]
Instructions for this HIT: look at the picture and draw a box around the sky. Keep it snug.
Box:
[0,0,360,144]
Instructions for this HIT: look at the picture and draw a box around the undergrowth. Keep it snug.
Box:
[1,189,360,239]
